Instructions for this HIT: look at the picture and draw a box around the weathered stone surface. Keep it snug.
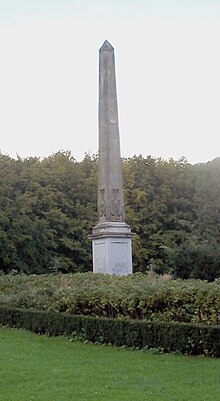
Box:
[91,222,133,275]
[90,40,133,276]
[98,40,124,223]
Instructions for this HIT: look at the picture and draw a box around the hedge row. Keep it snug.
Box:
[0,306,220,357]
[1,273,220,325]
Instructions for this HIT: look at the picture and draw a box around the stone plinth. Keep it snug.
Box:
[90,222,133,275]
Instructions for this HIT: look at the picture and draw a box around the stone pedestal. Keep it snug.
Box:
[90,222,133,275]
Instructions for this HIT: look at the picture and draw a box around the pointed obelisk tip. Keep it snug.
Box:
[99,40,114,52]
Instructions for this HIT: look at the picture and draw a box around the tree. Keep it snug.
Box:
[0,150,220,279]
[123,155,196,273]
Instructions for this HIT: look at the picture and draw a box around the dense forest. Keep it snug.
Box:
[0,151,220,280]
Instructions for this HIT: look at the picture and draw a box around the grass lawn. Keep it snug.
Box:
[0,326,220,401]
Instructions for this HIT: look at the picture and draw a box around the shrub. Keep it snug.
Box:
[0,306,219,357]
[0,273,220,325]
[172,242,220,281]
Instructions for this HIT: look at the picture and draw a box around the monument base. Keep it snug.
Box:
[89,222,133,276]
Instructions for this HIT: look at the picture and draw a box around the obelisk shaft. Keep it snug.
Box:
[90,40,133,276]
[98,40,125,223]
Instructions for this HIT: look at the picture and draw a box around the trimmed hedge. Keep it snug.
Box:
[0,306,220,357]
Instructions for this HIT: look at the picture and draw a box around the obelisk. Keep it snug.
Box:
[90,40,133,275]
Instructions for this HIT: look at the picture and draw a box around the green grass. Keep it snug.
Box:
[0,327,220,401]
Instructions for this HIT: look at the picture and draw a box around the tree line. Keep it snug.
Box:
[0,151,220,280]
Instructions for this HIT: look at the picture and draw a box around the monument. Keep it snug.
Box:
[90,40,133,275]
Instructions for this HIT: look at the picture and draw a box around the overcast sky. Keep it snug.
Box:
[0,1,220,164]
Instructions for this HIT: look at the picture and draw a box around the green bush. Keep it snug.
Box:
[0,273,220,325]
[0,306,220,357]
[172,242,220,281]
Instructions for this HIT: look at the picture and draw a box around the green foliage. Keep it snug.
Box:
[122,155,196,273]
[194,158,220,240]
[1,273,220,325]
[0,150,220,278]
[0,151,97,274]
[171,241,220,281]
[1,306,220,356]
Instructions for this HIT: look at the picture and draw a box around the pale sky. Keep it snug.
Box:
[0,1,220,164]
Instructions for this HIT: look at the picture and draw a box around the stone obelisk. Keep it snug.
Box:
[90,40,133,275]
